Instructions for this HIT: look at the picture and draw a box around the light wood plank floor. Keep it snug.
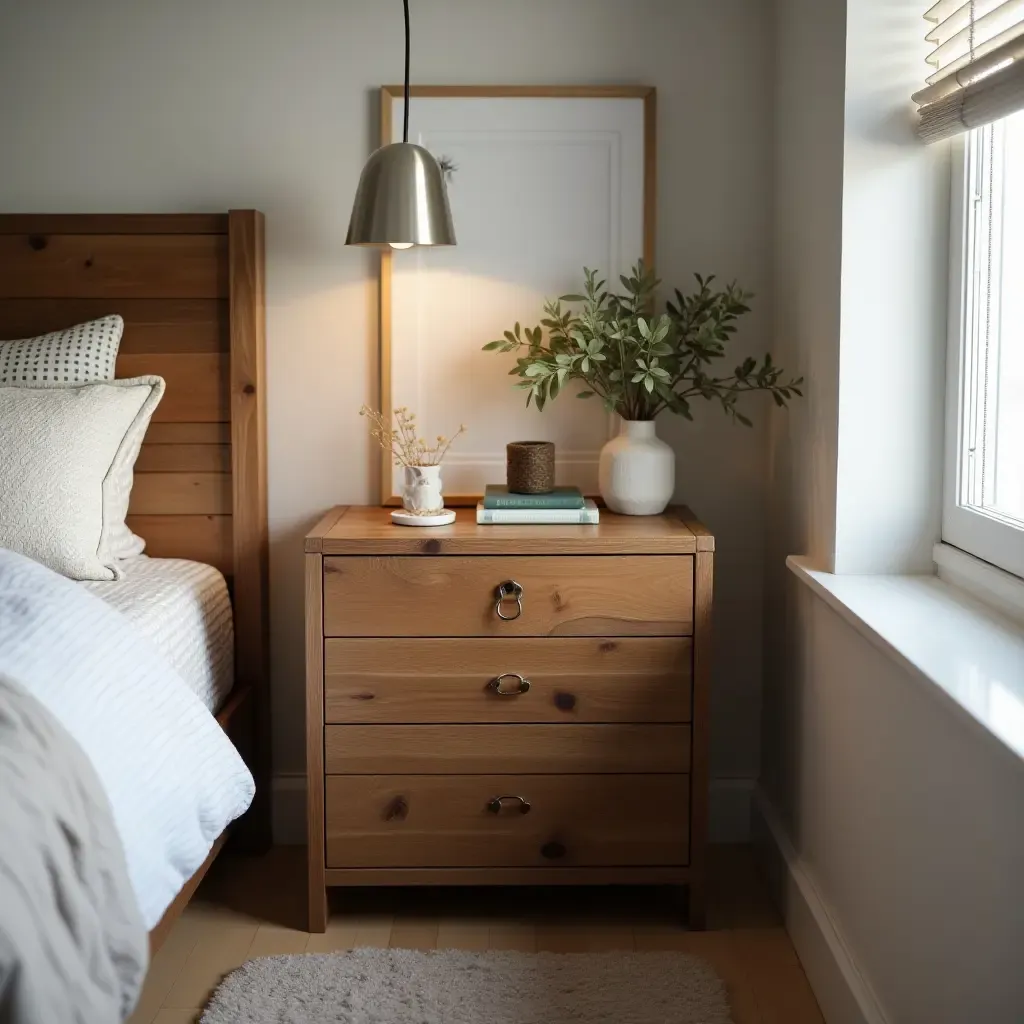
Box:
[128,845,822,1024]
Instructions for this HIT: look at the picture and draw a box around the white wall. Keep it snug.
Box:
[0,0,775,822]
[760,578,1024,1024]
[765,1,1024,1021]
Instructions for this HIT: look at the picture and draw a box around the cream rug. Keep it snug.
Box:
[200,947,732,1023]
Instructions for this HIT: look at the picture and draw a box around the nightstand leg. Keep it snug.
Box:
[309,881,328,933]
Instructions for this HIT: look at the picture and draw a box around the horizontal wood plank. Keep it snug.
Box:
[136,443,231,473]
[116,352,229,422]
[325,774,689,868]
[317,506,703,555]
[324,724,690,774]
[125,514,232,575]
[146,422,230,444]
[322,865,689,886]
[0,214,227,234]
[323,555,693,637]
[0,298,227,352]
[129,472,231,515]
[0,234,227,298]
[324,637,692,724]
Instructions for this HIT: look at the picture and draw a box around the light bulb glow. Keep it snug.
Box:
[389,241,414,250]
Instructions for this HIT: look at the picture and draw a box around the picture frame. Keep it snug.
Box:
[377,85,656,506]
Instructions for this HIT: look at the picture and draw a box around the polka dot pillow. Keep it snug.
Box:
[0,315,124,386]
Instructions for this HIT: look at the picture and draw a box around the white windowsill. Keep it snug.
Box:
[787,556,1024,775]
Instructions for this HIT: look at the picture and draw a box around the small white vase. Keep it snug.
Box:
[598,419,675,516]
[402,464,444,514]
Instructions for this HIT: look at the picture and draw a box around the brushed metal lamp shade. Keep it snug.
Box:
[346,142,455,247]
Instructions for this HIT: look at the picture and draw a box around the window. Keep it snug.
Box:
[945,109,1024,579]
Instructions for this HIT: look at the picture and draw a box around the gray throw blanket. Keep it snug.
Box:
[0,674,147,1024]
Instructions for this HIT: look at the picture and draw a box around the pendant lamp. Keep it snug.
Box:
[346,0,456,248]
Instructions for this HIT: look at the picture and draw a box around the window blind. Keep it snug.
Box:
[915,0,1024,142]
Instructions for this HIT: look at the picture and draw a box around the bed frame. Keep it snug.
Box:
[0,211,270,951]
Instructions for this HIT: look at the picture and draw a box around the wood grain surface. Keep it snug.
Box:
[324,773,689,868]
[314,505,709,555]
[0,233,227,298]
[322,555,693,637]
[325,724,690,775]
[324,637,692,724]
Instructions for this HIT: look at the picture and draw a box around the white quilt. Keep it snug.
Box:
[0,549,254,929]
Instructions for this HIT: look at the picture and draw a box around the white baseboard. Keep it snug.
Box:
[272,773,754,846]
[751,788,889,1024]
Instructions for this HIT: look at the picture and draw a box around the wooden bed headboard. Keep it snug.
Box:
[0,210,270,842]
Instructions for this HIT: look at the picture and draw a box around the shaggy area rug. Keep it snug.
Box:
[200,947,732,1024]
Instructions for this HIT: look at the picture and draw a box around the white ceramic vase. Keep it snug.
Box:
[402,464,444,514]
[598,419,675,515]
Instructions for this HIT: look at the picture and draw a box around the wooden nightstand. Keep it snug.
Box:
[304,506,713,932]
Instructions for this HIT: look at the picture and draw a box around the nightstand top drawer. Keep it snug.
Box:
[323,555,693,637]
[306,505,713,555]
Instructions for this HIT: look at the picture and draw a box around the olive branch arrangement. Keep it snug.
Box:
[359,406,466,467]
[483,261,802,424]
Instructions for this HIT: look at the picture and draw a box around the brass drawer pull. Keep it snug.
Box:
[488,672,531,696]
[494,580,524,620]
[487,795,532,815]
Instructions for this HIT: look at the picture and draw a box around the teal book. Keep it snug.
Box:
[483,485,585,510]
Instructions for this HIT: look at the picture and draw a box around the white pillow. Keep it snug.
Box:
[0,314,150,559]
[0,377,165,581]
[0,315,123,385]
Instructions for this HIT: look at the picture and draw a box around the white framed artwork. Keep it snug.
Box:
[378,86,655,505]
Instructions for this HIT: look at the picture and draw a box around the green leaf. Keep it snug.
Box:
[514,322,522,338]
[503,330,517,344]
[558,293,587,303]
[482,340,504,351]
[644,376,655,393]
[523,363,546,377]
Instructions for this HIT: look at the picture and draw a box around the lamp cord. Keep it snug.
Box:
[402,0,410,143]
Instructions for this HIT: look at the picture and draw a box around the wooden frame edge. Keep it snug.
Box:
[149,832,227,953]
[305,551,328,932]
[687,548,713,928]
[323,865,690,886]
[227,209,271,850]
[376,86,657,507]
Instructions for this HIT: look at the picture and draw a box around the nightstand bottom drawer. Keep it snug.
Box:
[324,774,690,869]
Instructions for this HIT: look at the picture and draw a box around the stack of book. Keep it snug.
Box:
[476,485,599,525]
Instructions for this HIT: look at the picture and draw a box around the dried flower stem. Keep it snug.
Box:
[359,406,466,467]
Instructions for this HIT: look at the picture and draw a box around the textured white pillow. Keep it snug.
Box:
[0,377,165,581]
[0,314,150,559]
[0,315,123,385]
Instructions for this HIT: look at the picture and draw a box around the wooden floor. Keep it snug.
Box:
[127,845,822,1024]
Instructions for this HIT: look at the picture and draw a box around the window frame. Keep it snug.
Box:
[943,125,1024,582]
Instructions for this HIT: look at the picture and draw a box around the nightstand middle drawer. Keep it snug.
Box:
[324,637,693,724]
[322,555,693,637]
